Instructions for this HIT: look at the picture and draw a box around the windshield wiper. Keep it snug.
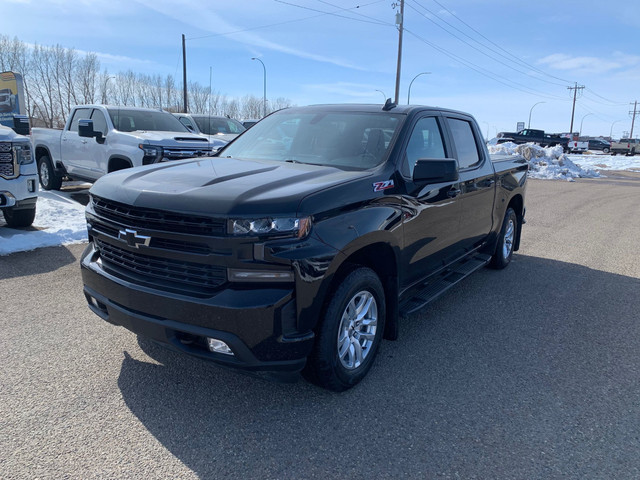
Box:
[284,158,324,166]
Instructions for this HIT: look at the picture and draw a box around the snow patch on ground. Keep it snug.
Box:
[488,142,601,181]
[0,184,89,256]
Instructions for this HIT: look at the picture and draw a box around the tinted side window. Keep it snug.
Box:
[90,109,108,136]
[447,118,480,169]
[68,108,92,132]
[404,116,446,177]
[178,117,194,130]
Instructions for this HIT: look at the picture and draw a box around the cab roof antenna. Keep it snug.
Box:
[382,98,397,111]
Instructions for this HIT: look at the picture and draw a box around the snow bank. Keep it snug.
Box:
[0,187,89,256]
[488,142,601,181]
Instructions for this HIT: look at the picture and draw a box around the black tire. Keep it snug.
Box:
[603,147,610,154]
[490,207,517,269]
[2,206,36,228]
[37,155,62,190]
[303,267,386,391]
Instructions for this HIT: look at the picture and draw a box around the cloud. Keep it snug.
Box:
[538,52,640,73]
[133,0,368,71]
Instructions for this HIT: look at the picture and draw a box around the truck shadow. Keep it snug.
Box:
[116,254,640,478]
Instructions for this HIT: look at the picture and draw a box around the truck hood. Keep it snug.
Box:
[0,125,29,143]
[131,130,210,147]
[89,157,371,217]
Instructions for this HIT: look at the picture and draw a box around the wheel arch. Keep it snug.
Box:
[108,155,133,173]
[322,241,400,341]
[506,194,524,251]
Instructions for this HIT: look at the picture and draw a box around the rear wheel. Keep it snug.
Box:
[2,206,36,228]
[490,207,517,269]
[303,267,386,391]
[37,155,62,190]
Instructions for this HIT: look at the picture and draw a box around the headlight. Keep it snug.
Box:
[13,143,33,165]
[230,216,311,238]
[139,144,163,164]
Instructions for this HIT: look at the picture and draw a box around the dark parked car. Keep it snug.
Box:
[587,139,611,153]
[82,103,528,391]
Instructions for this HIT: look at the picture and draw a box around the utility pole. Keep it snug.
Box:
[567,82,584,135]
[629,101,638,139]
[182,34,188,113]
[393,0,404,105]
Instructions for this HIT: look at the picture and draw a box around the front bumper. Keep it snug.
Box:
[0,173,38,207]
[80,243,314,373]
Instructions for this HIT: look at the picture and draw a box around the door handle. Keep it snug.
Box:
[447,188,461,198]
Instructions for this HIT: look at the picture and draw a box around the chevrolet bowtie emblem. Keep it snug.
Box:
[118,229,151,248]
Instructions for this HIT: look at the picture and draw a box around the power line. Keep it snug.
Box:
[584,87,627,106]
[423,0,574,85]
[187,0,388,41]
[406,0,570,88]
[403,27,569,101]
[274,0,389,26]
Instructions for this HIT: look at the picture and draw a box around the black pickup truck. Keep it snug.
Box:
[497,128,569,150]
[81,103,528,391]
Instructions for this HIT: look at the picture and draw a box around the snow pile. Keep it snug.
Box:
[0,188,89,256]
[489,142,601,181]
[565,153,640,172]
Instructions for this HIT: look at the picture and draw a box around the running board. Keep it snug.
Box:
[399,253,492,316]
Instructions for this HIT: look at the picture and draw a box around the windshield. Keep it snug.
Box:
[193,116,245,136]
[107,108,190,133]
[220,110,403,170]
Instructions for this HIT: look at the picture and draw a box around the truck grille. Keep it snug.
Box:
[91,195,226,235]
[0,143,14,178]
[95,239,226,297]
[163,146,212,160]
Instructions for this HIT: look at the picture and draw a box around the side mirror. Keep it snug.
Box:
[413,158,459,184]
[12,115,30,136]
[78,119,104,143]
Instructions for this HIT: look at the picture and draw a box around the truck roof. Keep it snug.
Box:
[71,104,167,113]
[281,103,473,117]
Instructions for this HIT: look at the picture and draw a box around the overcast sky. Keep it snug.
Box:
[4,0,640,138]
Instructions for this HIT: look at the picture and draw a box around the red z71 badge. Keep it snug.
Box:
[373,180,394,192]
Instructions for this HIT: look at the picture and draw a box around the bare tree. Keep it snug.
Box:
[76,52,100,104]
[188,81,211,114]
[240,94,263,119]
[270,97,293,113]
[30,44,57,127]
[115,70,136,106]
[0,35,295,127]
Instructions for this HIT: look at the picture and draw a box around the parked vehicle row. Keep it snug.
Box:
[31,106,219,190]
[610,138,640,156]
[496,128,569,150]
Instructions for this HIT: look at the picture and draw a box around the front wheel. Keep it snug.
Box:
[37,155,62,190]
[490,207,517,269]
[303,267,386,391]
[2,206,36,228]
[603,147,610,154]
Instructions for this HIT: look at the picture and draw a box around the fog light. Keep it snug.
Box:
[207,338,234,356]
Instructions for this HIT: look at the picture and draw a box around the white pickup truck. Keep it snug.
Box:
[31,105,214,190]
[0,116,38,227]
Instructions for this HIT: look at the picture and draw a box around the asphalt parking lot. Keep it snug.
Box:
[1,173,640,479]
